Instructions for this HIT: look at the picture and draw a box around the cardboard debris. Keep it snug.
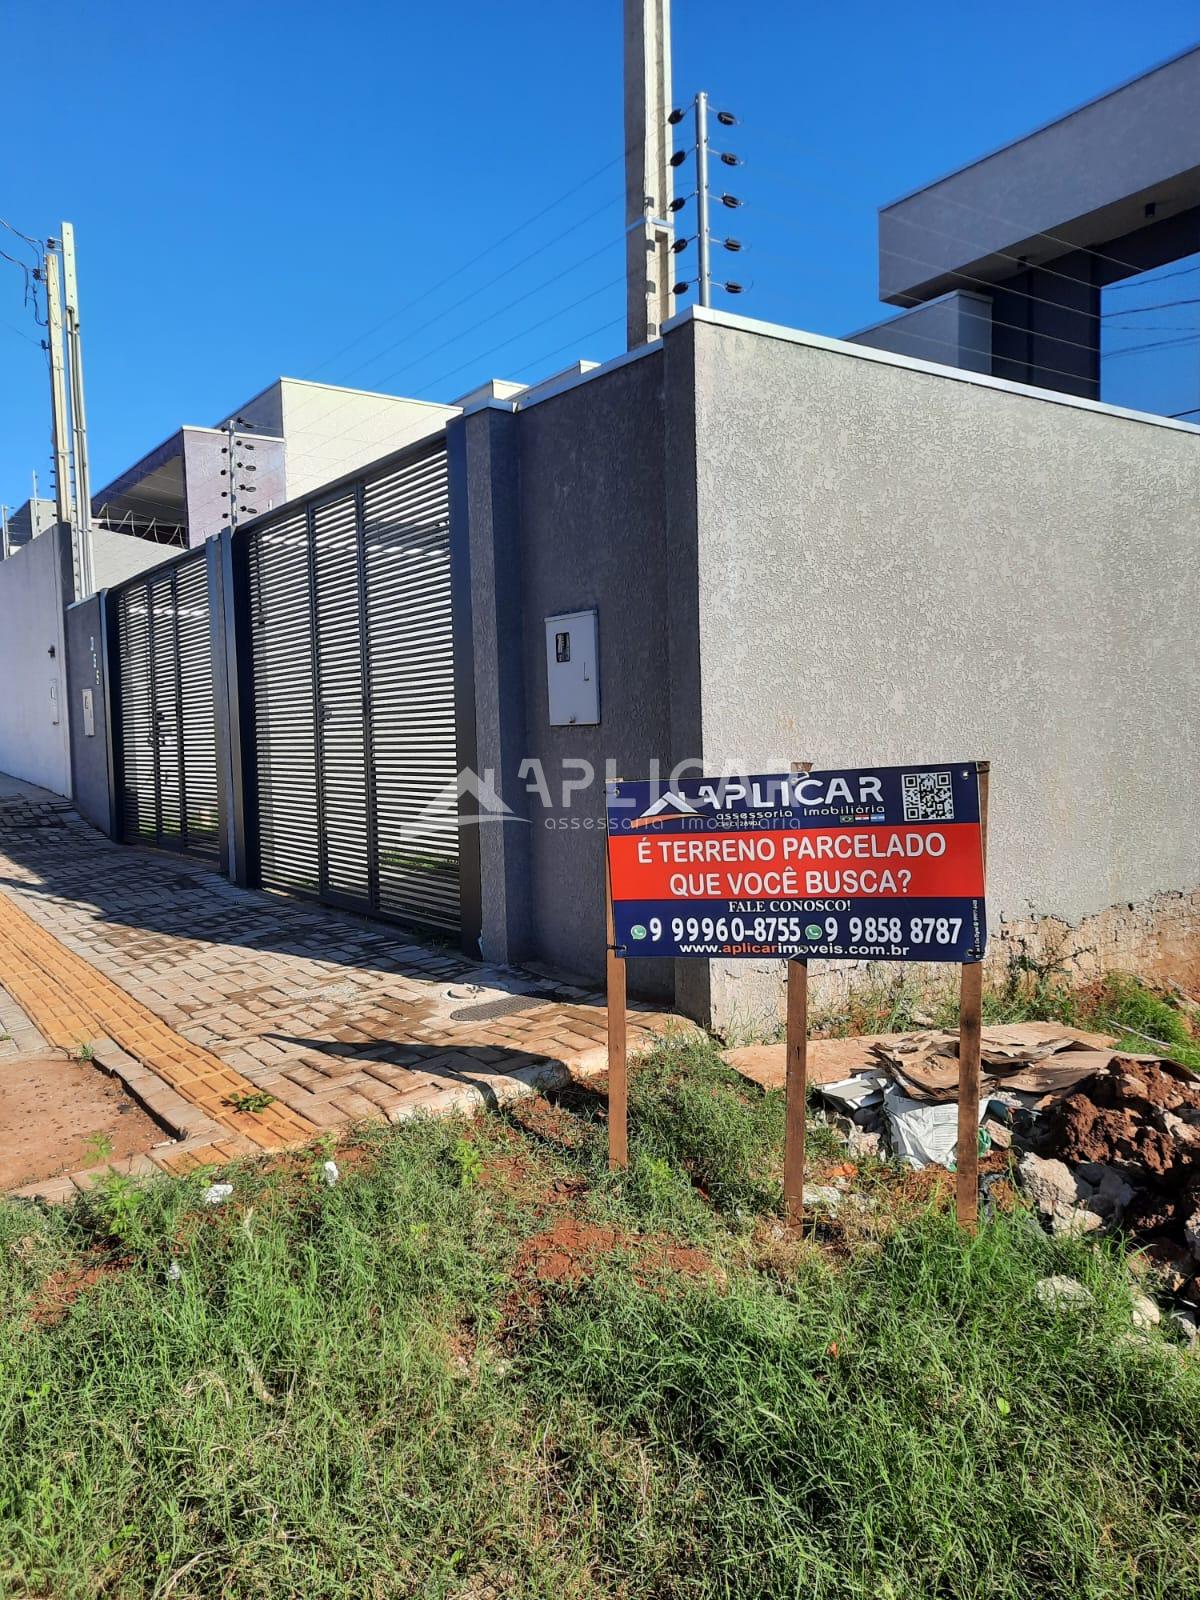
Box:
[724,1024,1121,1101]
[723,1034,910,1092]
[867,1024,1121,1105]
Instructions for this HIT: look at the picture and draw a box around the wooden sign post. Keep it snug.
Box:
[783,958,808,1223]
[605,763,989,1215]
[605,852,629,1170]
[955,761,989,1230]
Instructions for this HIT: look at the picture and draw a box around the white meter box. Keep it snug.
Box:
[545,609,600,726]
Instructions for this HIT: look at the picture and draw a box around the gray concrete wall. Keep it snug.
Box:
[93,526,174,588]
[514,350,675,992]
[685,310,1200,1033]
[64,593,111,831]
[278,381,459,501]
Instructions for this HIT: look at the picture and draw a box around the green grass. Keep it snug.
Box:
[1,1036,1198,1599]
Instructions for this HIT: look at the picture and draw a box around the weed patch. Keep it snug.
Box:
[0,1037,1197,1599]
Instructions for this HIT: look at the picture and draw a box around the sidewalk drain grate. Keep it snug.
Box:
[450,995,555,1022]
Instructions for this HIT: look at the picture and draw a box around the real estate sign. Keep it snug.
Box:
[605,762,987,963]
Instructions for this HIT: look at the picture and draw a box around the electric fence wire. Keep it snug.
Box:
[721,175,1200,367]
[281,227,630,468]
[701,234,1200,394]
[738,170,1180,335]
[734,120,1177,282]
[298,142,636,383]
[718,207,1200,369]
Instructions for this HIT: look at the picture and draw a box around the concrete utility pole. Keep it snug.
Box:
[1,505,9,561]
[43,244,75,537]
[61,222,94,596]
[624,0,674,348]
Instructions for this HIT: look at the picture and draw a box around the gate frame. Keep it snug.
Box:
[106,542,221,860]
[230,426,464,937]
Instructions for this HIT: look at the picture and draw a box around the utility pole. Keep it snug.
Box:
[1,505,9,561]
[61,222,94,596]
[43,243,75,540]
[624,0,674,348]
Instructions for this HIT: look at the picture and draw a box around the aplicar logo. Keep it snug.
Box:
[629,791,702,828]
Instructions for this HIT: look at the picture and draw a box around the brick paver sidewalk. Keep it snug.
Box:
[0,780,683,1199]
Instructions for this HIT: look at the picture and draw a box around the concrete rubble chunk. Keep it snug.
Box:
[1035,1275,1095,1312]
[1131,1292,1161,1329]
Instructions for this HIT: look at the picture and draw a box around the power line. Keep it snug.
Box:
[280,229,628,464]
[1101,296,1200,317]
[1,315,42,349]
[1107,260,1200,291]
[742,126,1163,281]
[0,217,43,262]
[297,142,638,385]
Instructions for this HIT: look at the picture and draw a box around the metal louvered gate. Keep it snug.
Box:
[114,551,220,857]
[245,438,459,932]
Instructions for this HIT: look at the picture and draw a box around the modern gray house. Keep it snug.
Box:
[56,301,1199,1036]
[849,44,1200,403]
[5,48,1198,1036]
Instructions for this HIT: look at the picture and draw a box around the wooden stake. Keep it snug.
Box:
[605,848,628,1170]
[955,761,990,1230]
[783,957,808,1225]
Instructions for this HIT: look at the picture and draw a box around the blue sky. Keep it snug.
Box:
[2,0,1198,505]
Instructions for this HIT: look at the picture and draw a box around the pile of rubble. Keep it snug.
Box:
[815,1021,1200,1312]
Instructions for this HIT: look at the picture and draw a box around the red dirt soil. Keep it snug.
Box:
[514,1215,720,1290]
[1,1053,163,1190]
[1039,1056,1200,1289]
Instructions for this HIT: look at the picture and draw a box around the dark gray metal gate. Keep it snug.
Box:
[113,550,220,857]
[243,435,459,931]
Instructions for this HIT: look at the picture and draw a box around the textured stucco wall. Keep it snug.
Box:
[689,315,1200,1033]
[512,351,684,993]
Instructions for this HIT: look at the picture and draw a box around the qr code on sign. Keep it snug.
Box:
[902,771,954,822]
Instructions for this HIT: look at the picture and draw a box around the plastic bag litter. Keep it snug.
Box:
[322,1160,340,1186]
[202,1182,234,1206]
[815,1073,889,1112]
[882,1083,990,1169]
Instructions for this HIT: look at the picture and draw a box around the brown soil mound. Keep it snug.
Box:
[1038,1057,1200,1292]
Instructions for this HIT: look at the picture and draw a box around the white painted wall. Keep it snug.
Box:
[0,526,171,796]
[0,527,72,794]
[279,380,457,498]
[92,526,174,588]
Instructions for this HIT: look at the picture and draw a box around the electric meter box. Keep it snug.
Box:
[544,609,599,726]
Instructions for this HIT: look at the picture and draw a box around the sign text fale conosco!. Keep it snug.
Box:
[605,762,987,963]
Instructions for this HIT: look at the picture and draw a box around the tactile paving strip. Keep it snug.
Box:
[0,890,316,1150]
